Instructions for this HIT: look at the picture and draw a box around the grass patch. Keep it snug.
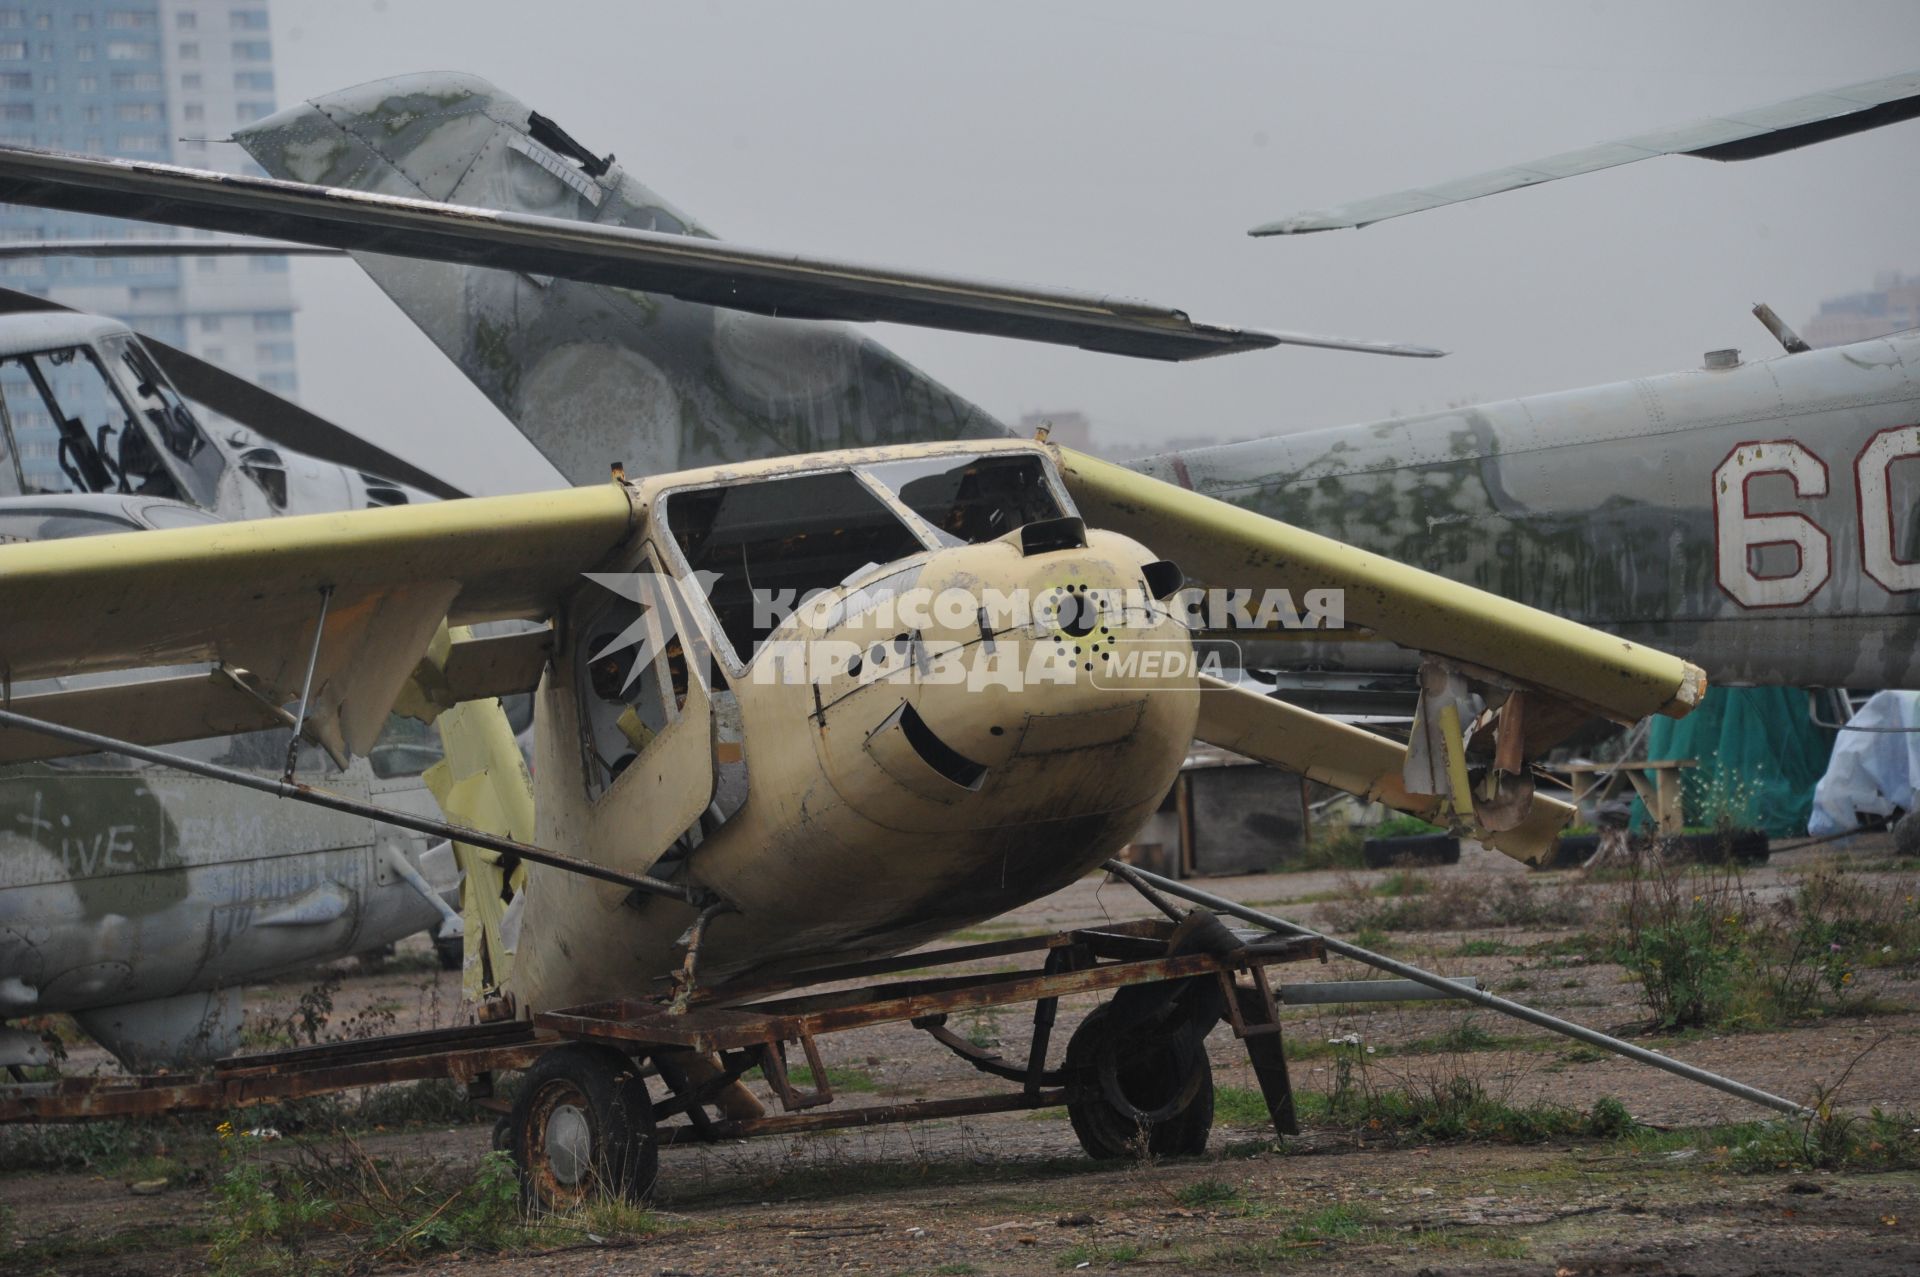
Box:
[204,1139,665,1275]
[1454,938,1523,957]
[1174,1178,1246,1210]
[1215,1085,1274,1127]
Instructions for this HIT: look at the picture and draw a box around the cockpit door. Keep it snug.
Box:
[573,547,715,901]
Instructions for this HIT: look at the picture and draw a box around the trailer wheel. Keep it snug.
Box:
[1065,1004,1214,1160]
[508,1044,657,1211]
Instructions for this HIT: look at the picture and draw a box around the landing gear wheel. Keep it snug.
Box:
[508,1044,658,1211]
[1065,1003,1215,1159]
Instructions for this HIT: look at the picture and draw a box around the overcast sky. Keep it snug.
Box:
[267,0,1920,495]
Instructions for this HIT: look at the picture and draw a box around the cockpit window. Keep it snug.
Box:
[0,345,152,498]
[101,334,223,508]
[664,469,927,664]
[863,453,1067,547]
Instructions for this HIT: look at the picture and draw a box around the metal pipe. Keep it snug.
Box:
[283,584,333,781]
[0,707,699,903]
[1275,977,1480,1005]
[1104,860,1812,1118]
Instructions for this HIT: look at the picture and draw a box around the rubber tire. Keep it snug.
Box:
[508,1044,657,1211]
[1065,1004,1214,1160]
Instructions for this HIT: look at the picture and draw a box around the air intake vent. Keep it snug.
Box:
[1019,516,1087,556]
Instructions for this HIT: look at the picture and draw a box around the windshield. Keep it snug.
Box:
[101,334,223,509]
[0,346,141,498]
[863,452,1067,547]
[664,469,928,664]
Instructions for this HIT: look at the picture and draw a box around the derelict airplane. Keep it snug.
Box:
[0,65,1914,1075]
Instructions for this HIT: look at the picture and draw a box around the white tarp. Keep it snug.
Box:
[1808,691,1920,835]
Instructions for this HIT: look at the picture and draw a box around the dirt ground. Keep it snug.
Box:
[6,838,1919,1275]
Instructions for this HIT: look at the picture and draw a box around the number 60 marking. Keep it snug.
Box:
[1713,426,1920,609]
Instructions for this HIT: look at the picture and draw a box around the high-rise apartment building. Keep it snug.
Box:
[1802,271,1920,350]
[0,0,295,489]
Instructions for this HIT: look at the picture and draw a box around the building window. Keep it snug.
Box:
[176,12,198,29]
[195,257,218,272]
[261,372,296,393]
[234,101,270,122]
[75,75,96,93]
[110,71,162,90]
[231,10,268,30]
[247,255,287,273]
[81,104,101,123]
[177,41,197,58]
[0,103,29,121]
[180,71,199,89]
[0,70,27,88]
[255,341,295,361]
[104,41,155,60]
[0,41,24,59]
[73,14,92,30]
[199,315,221,332]
[233,70,271,91]
[252,313,292,332]
[182,103,203,122]
[73,43,91,61]
[231,40,269,60]
[0,12,22,30]
[106,12,156,28]
[36,71,50,90]
[82,135,102,151]
[113,101,161,120]
[116,133,165,151]
[204,345,225,360]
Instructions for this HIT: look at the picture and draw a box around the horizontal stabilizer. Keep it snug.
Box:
[1252,69,1920,234]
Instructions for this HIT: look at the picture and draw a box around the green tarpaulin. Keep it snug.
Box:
[1639,686,1836,837]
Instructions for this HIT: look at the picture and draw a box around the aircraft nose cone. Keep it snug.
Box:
[808,535,1200,835]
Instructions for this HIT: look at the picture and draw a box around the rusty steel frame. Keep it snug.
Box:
[0,920,1323,1145]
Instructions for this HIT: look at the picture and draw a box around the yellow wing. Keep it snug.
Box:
[0,484,638,761]
[1055,445,1703,726]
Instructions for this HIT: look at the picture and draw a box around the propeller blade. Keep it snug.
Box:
[0,142,1401,363]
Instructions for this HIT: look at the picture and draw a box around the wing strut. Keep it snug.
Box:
[0,707,703,906]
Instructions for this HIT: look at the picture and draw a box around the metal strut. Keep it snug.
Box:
[283,584,333,782]
[0,707,700,904]
[1103,860,1814,1119]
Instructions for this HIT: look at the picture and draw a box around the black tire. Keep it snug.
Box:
[1065,1004,1214,1160]
[508,1044,657,1211]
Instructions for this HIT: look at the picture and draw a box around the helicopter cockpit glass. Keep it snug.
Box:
[0,345,161,499]
[664,469,927,665]
[99,333,224,509]
[862,453,1069,548]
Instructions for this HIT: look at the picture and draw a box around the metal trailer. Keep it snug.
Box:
[3,915,1429,1207]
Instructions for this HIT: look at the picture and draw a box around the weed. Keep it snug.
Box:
[1454,938,1522,957]
[1215,1086,1274,1127]
[1608,856,1920,1029]
[1175,1178,1245,1209]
